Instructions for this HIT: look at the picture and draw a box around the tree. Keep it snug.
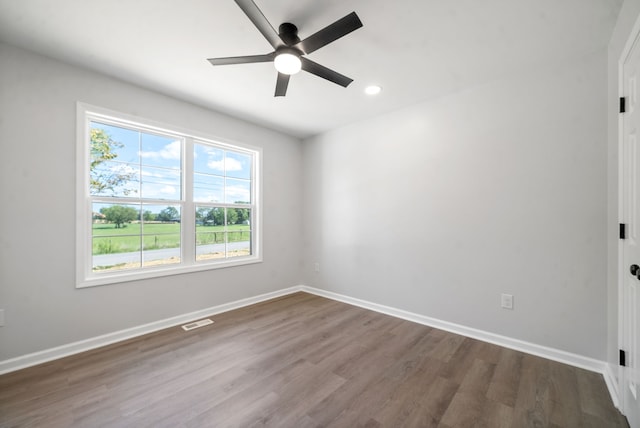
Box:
[100,205,138,228]
[210,207,224,225]
[195,207,247,225]
[235,208,250,224]
[157,206,179,222]
[226,208,238,225]
[142,210,156,222]
[196,207,208,225]
[198,207,222,226]
[90,128,136,195]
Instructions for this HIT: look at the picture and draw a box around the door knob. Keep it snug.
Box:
[631,264,640,276]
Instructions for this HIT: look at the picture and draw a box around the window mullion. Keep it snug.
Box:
[135,121,142,268]
[182,137,195,264]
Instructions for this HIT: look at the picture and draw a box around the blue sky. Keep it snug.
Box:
[91,121,251,205]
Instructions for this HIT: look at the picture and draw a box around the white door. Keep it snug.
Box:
[622,30,640,428]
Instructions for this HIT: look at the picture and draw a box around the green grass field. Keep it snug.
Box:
[92,222,250,255]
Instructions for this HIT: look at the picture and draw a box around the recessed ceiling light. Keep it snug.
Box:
[365,85,382,95]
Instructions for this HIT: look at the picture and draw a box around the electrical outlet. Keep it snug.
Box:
[501,294,513,310]
[0,309,5,327]
[314,262,320,272]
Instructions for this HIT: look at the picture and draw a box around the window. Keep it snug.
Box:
[76,104,261,287]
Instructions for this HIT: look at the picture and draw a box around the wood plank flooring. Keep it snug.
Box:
[0,292,629,427]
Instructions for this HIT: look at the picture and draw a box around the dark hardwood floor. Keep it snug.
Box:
[0,292,629,427]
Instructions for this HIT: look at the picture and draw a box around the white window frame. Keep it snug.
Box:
[76,103,262,288]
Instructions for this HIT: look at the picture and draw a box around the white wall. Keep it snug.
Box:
[303,50,609,359]
[0,43,303,361]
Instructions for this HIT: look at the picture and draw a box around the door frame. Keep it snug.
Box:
[618,10,640,419]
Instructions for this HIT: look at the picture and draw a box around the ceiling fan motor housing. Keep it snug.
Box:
[278,23,300,46]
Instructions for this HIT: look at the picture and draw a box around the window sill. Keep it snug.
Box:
[76,256,262,288]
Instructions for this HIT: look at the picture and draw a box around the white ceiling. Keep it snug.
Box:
[0,0,623,138]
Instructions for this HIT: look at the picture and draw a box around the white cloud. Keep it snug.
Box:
[139,140,181,161]
[110,164,137,175]
[140,169,180,179]
[140,170,164,178]
[225,184,250,202]
[208,157,242,171]
[207,194,221,202]
[160,185,177,195]
[201,146,219,156]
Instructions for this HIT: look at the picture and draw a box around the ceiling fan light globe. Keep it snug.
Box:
[274,53,302,75]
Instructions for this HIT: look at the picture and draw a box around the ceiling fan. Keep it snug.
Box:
[207,0,363,97]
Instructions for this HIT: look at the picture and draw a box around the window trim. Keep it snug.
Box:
[76,103,262,288]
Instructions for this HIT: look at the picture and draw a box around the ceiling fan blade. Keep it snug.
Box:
[207,53,275,66]
[234,0,283,49]
[294,12,363,55]
[275,73,290,97]
[301,57,353,88]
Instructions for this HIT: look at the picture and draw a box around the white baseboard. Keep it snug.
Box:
[299,286,623,412]
[0,286,303,375]
[299,286,608,373]
[0,284,619,413]
[604,362,622,409]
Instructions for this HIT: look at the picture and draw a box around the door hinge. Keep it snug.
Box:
[620,349,627,367]
[620,223,627,239]
[620,97,626,113]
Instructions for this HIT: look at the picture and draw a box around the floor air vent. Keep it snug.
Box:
[181,318,214,331]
